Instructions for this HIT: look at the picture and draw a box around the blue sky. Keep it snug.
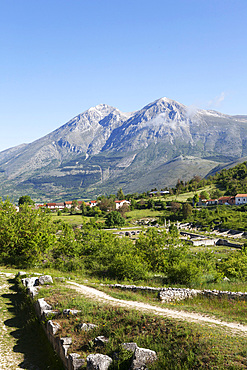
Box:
[0,0,247,152]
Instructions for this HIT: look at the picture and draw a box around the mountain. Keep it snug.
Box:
[0,98,247,202]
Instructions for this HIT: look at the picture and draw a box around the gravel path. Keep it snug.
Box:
[67,281,247,335]
[0,272,24,369]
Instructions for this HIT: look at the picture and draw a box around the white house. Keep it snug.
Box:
[235,194,247,205]
[115,200,131,210]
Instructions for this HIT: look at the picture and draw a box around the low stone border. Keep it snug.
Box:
[19,273,85,369]
[103,283,247,302]
[203,289,247,300]
[19,274,158,369]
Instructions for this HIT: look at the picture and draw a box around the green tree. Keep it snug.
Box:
[200,191,209,200]
[18,195,35,206]
[99,198,116,212]
[182,203,193,219]
[193,193,199,206]
[70,199,78,214]
[0,200,55,267]
[117,188,125,200]
[105,211,125,227]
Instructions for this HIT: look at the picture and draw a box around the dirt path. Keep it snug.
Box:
[0,272,24,369]
[67,281,247,335]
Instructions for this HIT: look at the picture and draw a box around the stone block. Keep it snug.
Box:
[39,275,53,285]
[87,353,112,370]
[131,347,157,369]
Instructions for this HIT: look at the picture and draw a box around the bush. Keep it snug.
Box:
[105,211,125,227]
[109,253,149,280]
[166,261,201,286]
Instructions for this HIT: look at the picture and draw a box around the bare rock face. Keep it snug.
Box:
[131,347,157,370]
[2,97,247,200]
[87,353,112,370]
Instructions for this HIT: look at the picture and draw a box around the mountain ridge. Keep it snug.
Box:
[0,97,247,201]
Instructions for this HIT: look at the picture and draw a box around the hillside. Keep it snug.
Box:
[0,97,247,201]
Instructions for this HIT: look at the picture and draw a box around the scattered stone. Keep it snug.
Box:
[94,336,109,347]
[63,309,81,316]
[27,286,39,298]
[78,323,98,331]
[69,353,85,369]
[43,310,59,319]
[87,353,112,370]
[122,342,138,353]
[35,298,52,318]
[131,347,157,369]
[60,337,72,357]
[38,275,53,285]
[47,320,61,335]
[22,277,39,288]
[54,276,66,282]
[17,271,26,276]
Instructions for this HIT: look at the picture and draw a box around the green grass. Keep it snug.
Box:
[87,282,247,326]
[31,279,247,369]
[163,184,216,202]
[126,209,164,222]
[51,213,86,226]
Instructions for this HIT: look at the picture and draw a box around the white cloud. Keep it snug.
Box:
[207,92,226,108]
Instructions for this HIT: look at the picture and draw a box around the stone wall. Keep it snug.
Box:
[104,283,247,302]
[20,274,85,370]
[19,274,158,369]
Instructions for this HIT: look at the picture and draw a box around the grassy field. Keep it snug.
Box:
[163,184,217,202]
[51,213,86,226]
[126,209,164,222]
[92,283,247,325]
[22,275,247,369]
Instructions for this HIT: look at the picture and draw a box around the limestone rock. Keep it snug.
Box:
[122,342,138,353]
[94,336,109,347]
[35,298,52,318]
[131,347,157,369]
[27,286,39,298]
[63,309,81,316]
[60,337,72,357]
[78,323,98,331]
[68,353,85,370]
[22,277,39,288]
[54,276,66,282]
[38,275,53,285]
[17,271,26,276]
[47,320,61,335]
[87,353,112,370]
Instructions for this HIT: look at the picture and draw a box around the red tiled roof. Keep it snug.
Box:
[235,194,247,197]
